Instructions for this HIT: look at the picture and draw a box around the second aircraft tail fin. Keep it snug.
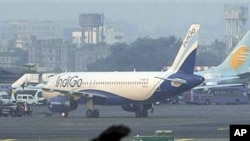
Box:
[204,31,250,76]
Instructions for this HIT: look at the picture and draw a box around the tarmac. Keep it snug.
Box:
[1,103,250,141]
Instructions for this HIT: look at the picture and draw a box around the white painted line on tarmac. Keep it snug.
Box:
[217,127,229,131]
[175,139,196,141]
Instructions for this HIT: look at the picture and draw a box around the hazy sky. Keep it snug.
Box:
[0,1,248,25]
[0,0,249,42]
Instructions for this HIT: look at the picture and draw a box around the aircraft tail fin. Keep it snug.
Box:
[169,24,200,74]
[206,31,250,75]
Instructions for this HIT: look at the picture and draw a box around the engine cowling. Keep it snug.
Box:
[121,104,153,112]
[47,96,78,113]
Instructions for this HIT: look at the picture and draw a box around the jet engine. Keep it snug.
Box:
[47,96,78,113]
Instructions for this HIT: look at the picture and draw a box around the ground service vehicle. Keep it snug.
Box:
[0,91,12,104]
[0,103,31,117]
[183,86,249,105]
[13,89,46,105]
[16,94,37,105]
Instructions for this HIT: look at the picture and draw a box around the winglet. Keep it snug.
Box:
[169,24,200,74]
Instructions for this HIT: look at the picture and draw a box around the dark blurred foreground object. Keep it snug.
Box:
[91,125,131,141]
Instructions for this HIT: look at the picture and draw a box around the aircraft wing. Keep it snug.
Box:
[202,72,250,86]
[204,76,239,83]
[237,72,250,79]
[42,87,107,100]
[194,83,244,90]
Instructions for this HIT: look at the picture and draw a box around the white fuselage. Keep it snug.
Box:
[42,71,170,101]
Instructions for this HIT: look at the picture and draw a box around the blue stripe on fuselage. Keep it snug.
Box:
[78,73,203,105]
[78,90,136,105]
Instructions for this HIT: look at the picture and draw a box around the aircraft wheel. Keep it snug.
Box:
[135,111,141,117]
[10,111,16,117]
[235,99,240,105]
[3,114,8,117]
[141,109,148,118]
[93,109,99,118]
[86,109,93,118]
[205,99,210,105]
[61,112,68,117]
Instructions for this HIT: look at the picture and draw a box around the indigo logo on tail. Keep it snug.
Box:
[183,28,196,48]
[169,24,200,73]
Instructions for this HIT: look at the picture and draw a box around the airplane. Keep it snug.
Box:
[41,24,204,118]
[196,30,250,87]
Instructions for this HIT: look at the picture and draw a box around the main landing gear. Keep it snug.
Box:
[86,109,99,118]
[86,99,99,118]
[135,108,148,118]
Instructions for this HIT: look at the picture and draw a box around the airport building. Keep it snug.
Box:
[0,14,124,72]
[225,4,249,53]
[72,13,124,48]
[72,25,124,48]
[0,47,26,68]
[75,45,110,71]
[27,38,75,72]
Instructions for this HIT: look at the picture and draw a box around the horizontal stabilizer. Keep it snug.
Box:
[155,76,187,84]
[237,72,250,79]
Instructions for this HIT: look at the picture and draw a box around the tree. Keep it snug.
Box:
[87,36,225,71]
[87,36,181,71]
[196,39,226,66]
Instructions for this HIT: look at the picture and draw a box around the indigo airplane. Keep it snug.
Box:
[196,31,250,87]
[42,24,204,118]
